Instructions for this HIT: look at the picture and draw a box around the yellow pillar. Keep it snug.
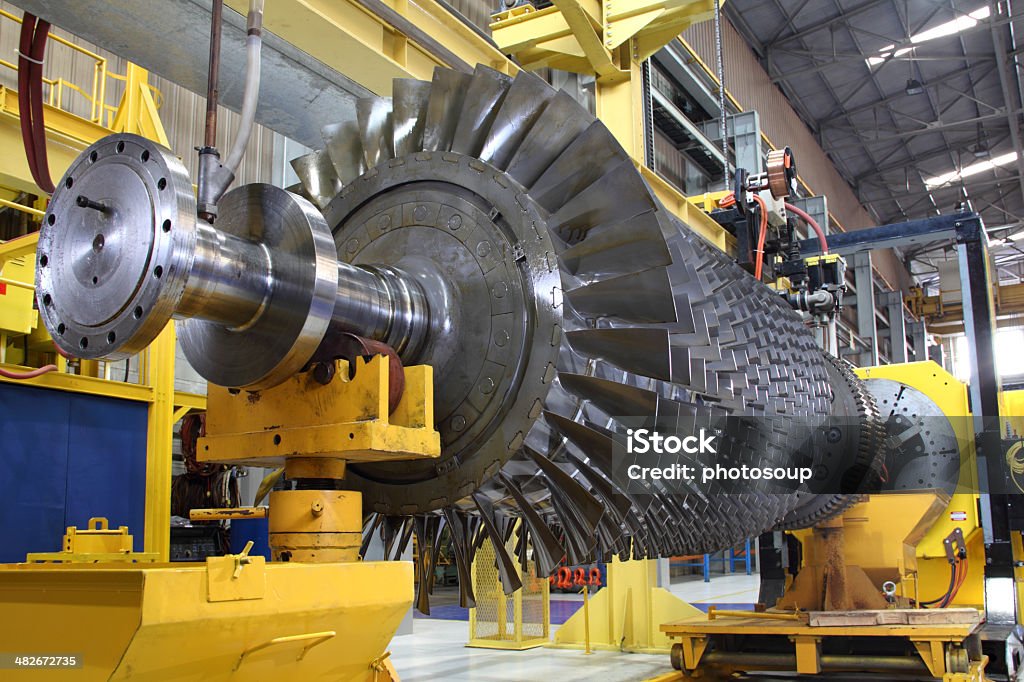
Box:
[594,49,644,162]
[111,65,170,147]
[143,324,176,560]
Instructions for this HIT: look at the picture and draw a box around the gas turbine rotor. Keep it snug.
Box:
[34,64,888,609]
[291,65,887,561]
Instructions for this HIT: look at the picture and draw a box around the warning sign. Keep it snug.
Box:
[950,511,968,522]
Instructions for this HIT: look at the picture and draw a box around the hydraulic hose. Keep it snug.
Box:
[223,0,263,174]
[0,364,56,380]
[28,15,54,193]
[786,202,828,254]
[17,15,38,186]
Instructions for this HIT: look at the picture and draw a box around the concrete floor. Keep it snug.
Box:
[391,572,760,681]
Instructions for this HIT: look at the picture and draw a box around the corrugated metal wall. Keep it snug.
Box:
[682,20,909,291]
[0,1,273,186]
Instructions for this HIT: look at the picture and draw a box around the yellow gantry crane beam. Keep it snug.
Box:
[223,0,518,93]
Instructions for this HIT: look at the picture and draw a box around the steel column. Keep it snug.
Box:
[850,252,878,367]
[955,215,1012,623]
[881,291,907,364]
[908,319,928,362]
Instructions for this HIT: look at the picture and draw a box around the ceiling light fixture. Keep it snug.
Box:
[924,151,1019,188]
[905,78,925,95]
[865,6,991,68]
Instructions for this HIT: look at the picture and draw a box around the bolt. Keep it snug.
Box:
[311,500,324,517]
[76,195,107,213]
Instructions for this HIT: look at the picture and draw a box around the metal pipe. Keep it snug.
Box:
[204,0,223,148]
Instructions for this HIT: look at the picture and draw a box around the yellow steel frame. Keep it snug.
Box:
[224,0,517,95]
[551,554,703,653]
[659,615,986,680]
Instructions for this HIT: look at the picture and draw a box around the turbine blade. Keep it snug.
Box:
[524,446,604,532]
[357,96,395,168]
[321,120,366,184]
[450,65,513,157]
[289,150,341,209]
[550,159,658,242]
[505,90,594,188]
[499,473,566,577]
[558,372,659,417]
[441,507,477,608]
[529,121,629,213]
[566,328,672,382]
[392,78,431,157]
[423,67,473,152]
[559,211,672,279]
[472,492,524,595]
[479,71,555,170]
[565,267,678,323]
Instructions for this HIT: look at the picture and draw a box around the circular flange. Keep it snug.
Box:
[324,153,561,514]
[178,184,338,390]
[36,134,197,359]
[863,378,961,493]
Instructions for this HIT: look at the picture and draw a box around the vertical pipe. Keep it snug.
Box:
[205,0,223,148]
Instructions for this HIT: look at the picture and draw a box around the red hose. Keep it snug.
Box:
[786,202,828,254]
[16,13,54,194]
[17,15,39,184]
[29,16,54,193]
[0,364,57,380]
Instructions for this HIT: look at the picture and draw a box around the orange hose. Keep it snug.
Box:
[752,195,769,280]
[0,363,57,380]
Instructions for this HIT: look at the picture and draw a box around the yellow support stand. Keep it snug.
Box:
[552,556,703,653]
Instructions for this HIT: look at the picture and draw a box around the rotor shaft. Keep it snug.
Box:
[175,218,429,360]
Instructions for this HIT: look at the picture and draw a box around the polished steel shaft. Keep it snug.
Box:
[173,217,428,358]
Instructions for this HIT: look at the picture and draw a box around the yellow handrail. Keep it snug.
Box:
[0,199,44,217]
[0,9,161,128]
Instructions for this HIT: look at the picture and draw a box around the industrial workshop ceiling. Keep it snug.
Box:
[726,0,1024,289]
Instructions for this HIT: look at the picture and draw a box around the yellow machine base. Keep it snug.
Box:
[660,614,987,681]
[0,559,412,681]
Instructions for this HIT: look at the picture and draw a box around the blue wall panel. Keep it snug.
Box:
[0,383,147,562]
